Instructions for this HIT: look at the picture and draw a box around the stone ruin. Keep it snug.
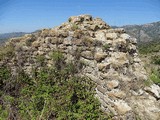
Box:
[1,15,160,120]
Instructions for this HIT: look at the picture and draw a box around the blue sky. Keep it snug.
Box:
[0,0,160,33]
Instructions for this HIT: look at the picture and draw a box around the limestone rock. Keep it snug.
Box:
[114,100,132,115]
[109,52,129,67]
[105,80,119,89]
[105,33,118,40]
[120,33,130,40]
[144,84,160,99]
[97,63,110,71]
[81,51,94,60]
[32,40,40,48]
[130,97,160,120]
[95,31,106,41]
[94,52,106,62]
[107,89,126,99]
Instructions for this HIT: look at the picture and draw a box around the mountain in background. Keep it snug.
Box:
[120,21,160,43]
[0,32,27,44]
[0,32,27,39]
[1,21,160,44]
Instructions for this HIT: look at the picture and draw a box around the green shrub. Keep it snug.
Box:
[51,51,63,62]
[103,43,110,51]
[36,55,45,66]
[150,74,160,84]
[144,79,153,86]
[150,69,160,84]
[151,55,160,65]
[138,41,160,54]
[50,51,65,70]
[0,66,11,81]
[0,105,9,120]
[18,67,107,119]
[0,45,14,61]
[0,62,108,119]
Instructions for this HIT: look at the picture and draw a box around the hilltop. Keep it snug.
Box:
[0,15,160,120]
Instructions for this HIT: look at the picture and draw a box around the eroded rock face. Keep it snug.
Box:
[1,15,160,120]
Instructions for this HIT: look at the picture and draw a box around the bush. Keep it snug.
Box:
[151,55,160,65]
[18,67,108,119]
[0,45,14,61]
[103,43,110,51]
[150,69,160,84]
[0,63,108,119]
[0,104,9,120]
[50,51,65,70]
[138,41,160,54]
[36,55,45,66]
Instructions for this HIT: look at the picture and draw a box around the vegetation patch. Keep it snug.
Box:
[103,43,110,51]
[0,44,14,61]
[0,51,108,119]
[138,41,160,54]
[151,55,160,65]
[150,69,160,84]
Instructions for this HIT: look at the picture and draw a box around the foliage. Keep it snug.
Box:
[138,41,160,85]
[144,79,153,87]
[138,41,160,54]
[150,69,160,84]
[0,44,14,61]
[0,57,108,119]
[51,51,64,62]
[0,104,9,120]
[50,51,65,70]
[36,55,45,66]
[0,66,11,81]
[103,44,109,51]
[151,55,160,65]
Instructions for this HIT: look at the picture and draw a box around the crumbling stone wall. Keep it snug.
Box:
[2,15,160,120]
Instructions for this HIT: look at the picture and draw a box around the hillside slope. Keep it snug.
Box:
[0,32,27,44]
[121,21,160,43]
[0,15,160,120]
[0,32,27,39]
[138,41,160,85]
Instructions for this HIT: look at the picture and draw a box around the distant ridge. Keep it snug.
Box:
[0,32,27,44]
[119,21,160,43]
[0,32,27,39]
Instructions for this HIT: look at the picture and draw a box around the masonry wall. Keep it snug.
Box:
[2,15,160,120]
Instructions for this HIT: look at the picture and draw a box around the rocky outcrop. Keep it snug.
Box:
[1,15,160,120]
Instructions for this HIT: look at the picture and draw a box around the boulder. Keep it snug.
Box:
[105,33,118,40]
[105,80,119,89]
[94,52,107,62]
[144,84,160,99]
[114,100,132,115]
